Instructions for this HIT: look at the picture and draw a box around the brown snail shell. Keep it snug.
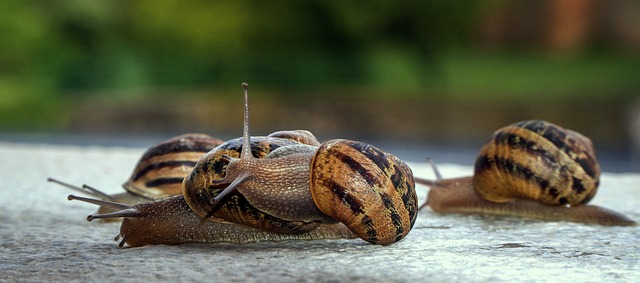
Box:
[50,133,222,216]
[310,139,418,245]
[473,120,599,206]
[123,133,224,199]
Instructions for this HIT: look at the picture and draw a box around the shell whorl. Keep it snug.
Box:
[310,139,417,245]
[123,133,223,199]
[473,120,600,206]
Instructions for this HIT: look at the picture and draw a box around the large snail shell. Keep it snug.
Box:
[473,120,600,206]
[124,133,223,199]
[310,139,418,245]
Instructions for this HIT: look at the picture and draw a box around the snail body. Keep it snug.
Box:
[68,83,417,246]
[417,120,636,226]
[68,194,357,247]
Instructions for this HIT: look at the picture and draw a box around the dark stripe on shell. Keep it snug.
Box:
[399,177,414,208]
[380,193,403,240]
[493,130,558,165]
[140,139,216,161]
[361,215,378,243]
[571,176,586,194]
[474,154,495,174]
[575,157,598,179]
[579,185,595,205]
[477,154,559,201]
[515,120,553,138]
[145,177,184,188]
[333,150,379,187]
[345,141,390,175]
[548,187,560,198]
[540,124,569,153]
[487,130,555,192]
[393,163,417,229]
[403,177,417,229]
[516,120,571,155]
[133,160,198,181]
[515,121,599,179]
[327,179,364,214]
[389,164,403,191]
[504,157,550,192]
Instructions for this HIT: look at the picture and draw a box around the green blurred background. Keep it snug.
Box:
[1,0,640,170]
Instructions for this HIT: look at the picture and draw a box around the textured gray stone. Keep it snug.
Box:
[1,142,638,282]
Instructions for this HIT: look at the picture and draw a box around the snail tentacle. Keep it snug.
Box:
[210,171,253,205]
[49,178,114,201]
[67,194,131,211]
[417,158,443,211]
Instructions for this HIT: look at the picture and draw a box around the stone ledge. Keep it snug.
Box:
[1,142,638,282]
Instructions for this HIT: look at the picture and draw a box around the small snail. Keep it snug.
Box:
[50,133,223,216]
[416,120,636,226]
[68,83,418,246]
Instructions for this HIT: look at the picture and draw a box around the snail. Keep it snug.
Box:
[67,82,418,247]
[49,133,223,217]
[416,120,636,226]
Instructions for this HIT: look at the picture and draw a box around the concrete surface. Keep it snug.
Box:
[0,142,638,282]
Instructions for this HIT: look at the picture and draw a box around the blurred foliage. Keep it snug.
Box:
[0,0,639,131]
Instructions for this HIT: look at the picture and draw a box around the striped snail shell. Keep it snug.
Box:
[310,139,417,245]
[183,83,418,245]
[473,120,599,206]
[416,120,636,226]
[123,133,224,199]
[50,133,223,214]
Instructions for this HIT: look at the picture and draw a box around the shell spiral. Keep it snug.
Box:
[473,120,600,206]
[310,139,418,245]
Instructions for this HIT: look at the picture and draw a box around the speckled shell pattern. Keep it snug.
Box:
[182,136,322,234]
[473,120,600,206]
[123,134,223,199]
[310,139,418,245]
